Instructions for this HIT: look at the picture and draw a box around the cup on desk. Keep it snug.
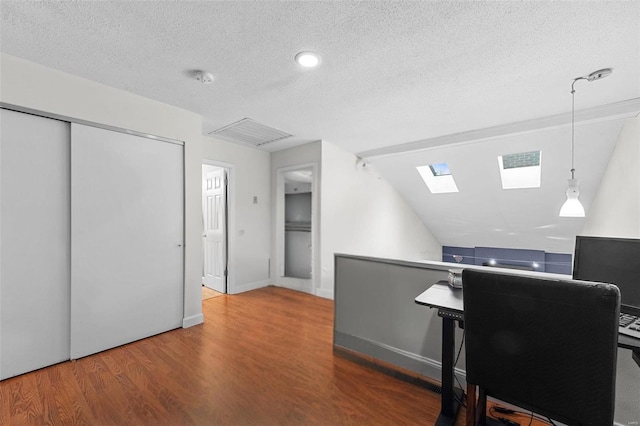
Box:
[448,269,463,289]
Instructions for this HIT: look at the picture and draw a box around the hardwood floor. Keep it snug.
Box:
[1,286,548,426]
[202,285,224,300]
[1,287,444,425]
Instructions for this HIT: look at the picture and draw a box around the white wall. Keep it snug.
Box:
[319,141,442,298]
[202,135,271,294]
[285,179,312,194]
[269,140,442,299]
[582,114,640,237]
[577,114,640,426]
[0,53,204,327]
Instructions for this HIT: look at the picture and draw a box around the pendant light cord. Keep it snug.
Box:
[570,77,586,180]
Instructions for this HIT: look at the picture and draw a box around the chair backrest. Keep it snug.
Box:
[462,269,620,426]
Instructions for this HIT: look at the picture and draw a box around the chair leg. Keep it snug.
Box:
[466,383,476,426]
[477,387,487,425]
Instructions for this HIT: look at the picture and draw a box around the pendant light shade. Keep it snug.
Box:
[559,68,612,218]
[559,178,585,217]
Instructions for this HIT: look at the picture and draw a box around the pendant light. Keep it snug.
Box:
[559,68,613,217]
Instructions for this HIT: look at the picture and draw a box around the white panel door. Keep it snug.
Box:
[0,109,71,380]
[70,124,183,359]
[202,168,226,293]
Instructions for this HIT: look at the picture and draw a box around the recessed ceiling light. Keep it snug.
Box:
[295,51,321,68]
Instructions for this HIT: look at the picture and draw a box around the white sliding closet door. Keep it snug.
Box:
[0,109,71,380]
[70,124,184,359]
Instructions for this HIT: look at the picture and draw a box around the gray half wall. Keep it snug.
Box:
[333,255,466,383]
[333,254,640,425]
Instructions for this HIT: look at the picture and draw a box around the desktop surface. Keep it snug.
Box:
[415,280,640,349]
[414,281,463,312]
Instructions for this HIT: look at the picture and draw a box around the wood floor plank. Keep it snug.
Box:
[6,376,41,424]
[43,363,96,426]
[1,286,457,425]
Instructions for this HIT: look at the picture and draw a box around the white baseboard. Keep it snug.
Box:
[182,313,204,328]
[315,287,334,299]
[334,331,466,385]
[230,279,269,295]
[273,278,313,294]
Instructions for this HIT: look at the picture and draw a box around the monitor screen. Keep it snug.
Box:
[573,236,640,314]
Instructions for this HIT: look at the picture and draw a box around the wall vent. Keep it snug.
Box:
[209,118,292,146]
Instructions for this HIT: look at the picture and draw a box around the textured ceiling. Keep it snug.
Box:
[1,1,639,254]
[1,1,638,152]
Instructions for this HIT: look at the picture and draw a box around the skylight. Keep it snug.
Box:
[429,163,451,176]
[498,151,541,189]
[417,163,459,194]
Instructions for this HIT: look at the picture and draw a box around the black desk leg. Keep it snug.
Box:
[442,317,455,416]
[435,316,463,426]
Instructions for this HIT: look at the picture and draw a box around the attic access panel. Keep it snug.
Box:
[209,118,292,147]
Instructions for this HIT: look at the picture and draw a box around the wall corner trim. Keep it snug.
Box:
[182,313,204,328]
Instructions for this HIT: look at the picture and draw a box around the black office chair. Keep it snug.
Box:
[462,269,620,426]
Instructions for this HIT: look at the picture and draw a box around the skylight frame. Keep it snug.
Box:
[417,163,459,194]
[498,151,542,190]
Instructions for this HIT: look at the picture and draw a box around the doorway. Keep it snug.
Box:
[202,163,228,294]
[284,171,312,279]
[275,164,319,295]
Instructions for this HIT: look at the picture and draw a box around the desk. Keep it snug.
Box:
[415,281,464,426]
[620,335,640,368]
[415,281,640,426]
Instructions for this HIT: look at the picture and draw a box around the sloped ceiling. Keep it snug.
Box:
[368,119,624,254]
[1,1,639,254]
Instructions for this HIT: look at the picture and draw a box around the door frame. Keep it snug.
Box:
[275,163,319,295]
[202,159,235,294]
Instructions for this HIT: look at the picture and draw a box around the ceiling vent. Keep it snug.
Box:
[209,118,292,147]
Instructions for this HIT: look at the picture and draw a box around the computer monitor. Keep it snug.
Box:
[573,235,640,316]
